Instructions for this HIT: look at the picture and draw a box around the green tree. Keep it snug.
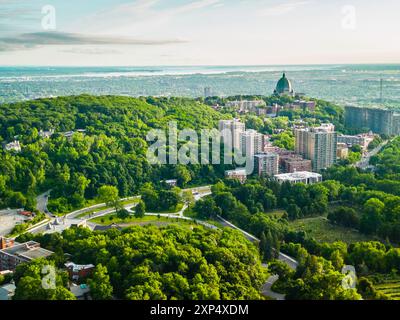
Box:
[175,165,192,187]
[88,264,113,300]
[97,185,120,211]
[193,197,221,219]
[13,259,75,300]
[135,200,146,218]
[259,231,274,261]
[360,198,384,234]
[117,208,130,220]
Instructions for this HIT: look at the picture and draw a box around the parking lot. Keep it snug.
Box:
[0,209,27,237]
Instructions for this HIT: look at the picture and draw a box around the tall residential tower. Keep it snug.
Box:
[219,119,246,152]
[295,124,338,172]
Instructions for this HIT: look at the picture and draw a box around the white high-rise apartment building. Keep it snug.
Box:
[295,123,338,172]
[219,119,246,152]
[241,129,263,157]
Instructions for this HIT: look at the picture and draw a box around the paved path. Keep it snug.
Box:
[36,190,52,217]
[355,140,390,169]
[261,274,285,300]
[217,215,299,270]
[216,215,299,300]
[66,196,140,219]
[28,187,213,235]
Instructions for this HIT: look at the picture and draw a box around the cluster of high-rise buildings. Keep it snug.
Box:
[217,73,343,185]
[219,118,339,184]
[218,73,397,185]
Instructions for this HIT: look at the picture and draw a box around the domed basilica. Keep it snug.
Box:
[274,73,295,97]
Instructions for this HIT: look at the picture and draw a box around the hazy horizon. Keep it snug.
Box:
[2,62,400,67]
[1,64,399,107]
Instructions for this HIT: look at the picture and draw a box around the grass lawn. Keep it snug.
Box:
[183,206,196,218]
[204,219,224,228]
[289,216,374,244]
[265,210,287,219]
[89,213,194,227]
[150,203,184,214]
[90,214,164,225]
[371,275,400,300]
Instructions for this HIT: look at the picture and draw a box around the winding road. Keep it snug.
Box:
[216,215,298,300]
[30,184,297,299]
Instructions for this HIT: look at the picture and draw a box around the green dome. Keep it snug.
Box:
[275,73,293,95]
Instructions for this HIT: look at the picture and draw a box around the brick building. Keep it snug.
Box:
[0,240,54,271]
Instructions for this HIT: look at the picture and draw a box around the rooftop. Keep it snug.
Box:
[0,241,53,261]
[275,171,322,181]
[0,283,16,301]
[65,262,95,272]
[255,153,278,158]
[225,168,247,175]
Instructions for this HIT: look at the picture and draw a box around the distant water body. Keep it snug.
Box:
[0,64,399,107]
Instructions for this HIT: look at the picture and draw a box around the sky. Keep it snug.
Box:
[0,0,399,66]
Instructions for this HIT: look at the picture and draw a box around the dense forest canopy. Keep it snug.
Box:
[16,225,268,300]
[0,95,229,213]
[0,94,343,214]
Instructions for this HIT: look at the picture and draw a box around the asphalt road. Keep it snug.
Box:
[216,215,299,300]
[28,187,213,235]
[36,190,52,216]
[355,140,389,169]
[261,274,285,300]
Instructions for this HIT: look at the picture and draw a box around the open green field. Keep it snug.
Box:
[89,213,197,227]
[375,279,400,300]
[149,203,184,214]
[289,216,374,244]
[90,214,168,225]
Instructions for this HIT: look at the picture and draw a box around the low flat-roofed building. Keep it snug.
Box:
[225,168,247,184]
[274,171,322,185]
[93,223,122,232]
[0,241,54,271]
[337,133,375,150]
[164,179,178,187]
[0,270,13,276]
[225,100,266,113]
[337,143,349,159]
[65,262,95,281]
[3,141,21,153]
[62,129,86,140]
[0,283,16,300]
[39,129,55,139]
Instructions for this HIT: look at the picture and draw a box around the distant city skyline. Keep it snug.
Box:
[0,0,399,66]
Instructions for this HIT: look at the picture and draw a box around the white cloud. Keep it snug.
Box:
[0,31,186,52]
[258,1,311,16]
